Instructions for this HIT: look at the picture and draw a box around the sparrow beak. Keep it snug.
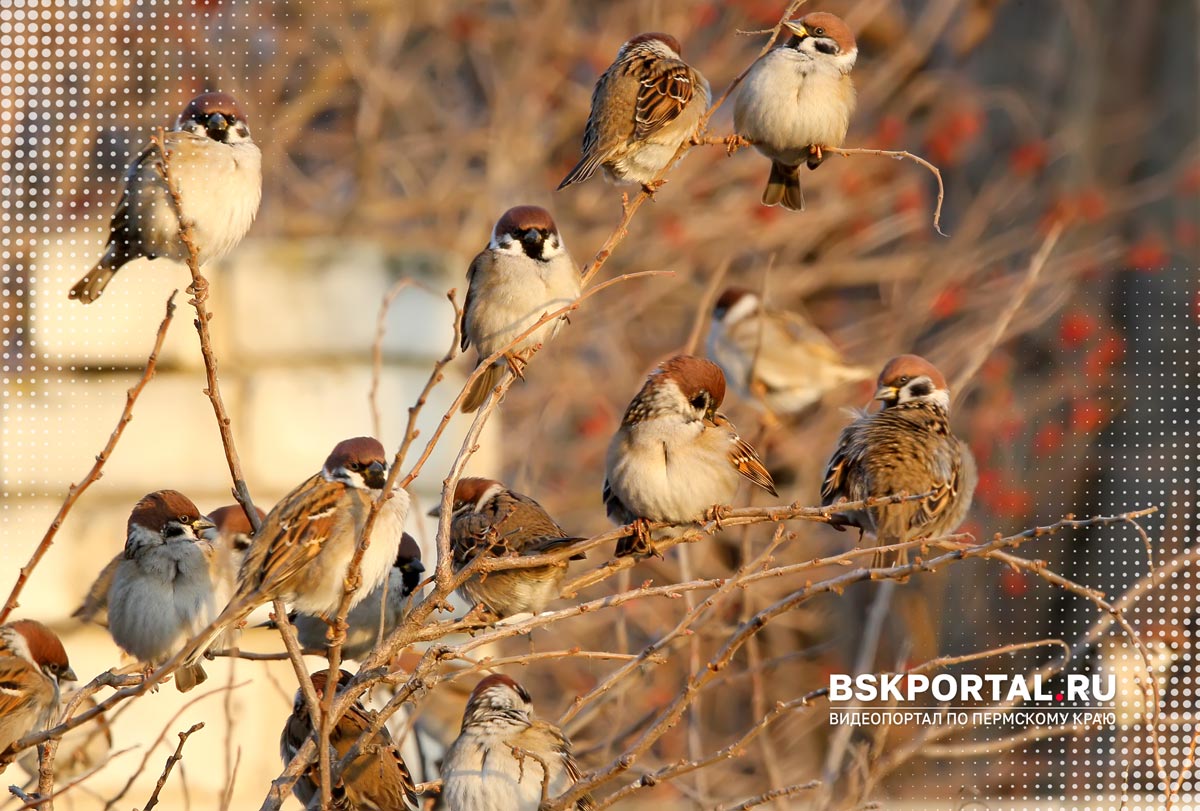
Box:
[874,385,900,402]
[426,504,441,518]
[404,559,427,574]
[521,229,546,248]
[193,516,217,535]
[205,112,229,138]
[783,20,809,38]
[60,666,78,683]
[364,461,387,489]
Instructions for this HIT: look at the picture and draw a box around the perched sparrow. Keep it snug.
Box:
[280,669,419,811]
[460,206,580,413]
[195,438,410,659]
[733,13,857,210]
[107,490,218,692]
[604,355,777,557]
[0,620,76,756]
[201,503,266,651]
[73,502,261,633]
[70,92,262,303]
[442,674,594,811]
[431,478,584,618]
[706,287,871,417]
[821,354,977,566]
[17,692,112,781]
[558,33,710,192]
[293,533,424,658]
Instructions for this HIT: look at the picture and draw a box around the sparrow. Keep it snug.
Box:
[70,92,262,303]
[460,206,580,413]
[0,620,76,757]
[73,502,261,633]
[441,674,594,811]
[604,355,777,558]
[733,12,857,210]
[17,692,112,781]
[201,503,266,651]
[706,287,871,417]
[195,437,410,659]
[280,669,419,811]
[293,533,425,658]
[820,354,977,566]
[558,32,710,192]
[430,478,584,618]
[106,490,218,692]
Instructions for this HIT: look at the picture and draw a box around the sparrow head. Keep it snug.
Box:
[323,437,388,490]
[783,12,857,72]
[203,504,267,553]
[395,532,426,596]
[5,620,77,684]
[462,674,533,728]
[295,669,357,713]
[712,287,761,326]
[874,354,950,410]
[490,206,567,263]
[428,477,505,518]
[625,355,727,425]
[176,92,254,144]
[126,490,214,553]
[619,31,684,61]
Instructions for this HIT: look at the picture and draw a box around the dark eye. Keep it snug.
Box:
[897,376,910,385]
[348,462,362,471]
[815,26,826,35]
[178,515,189,523]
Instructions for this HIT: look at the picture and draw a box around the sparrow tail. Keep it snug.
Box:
[557,152,605,190]
[174,662,208,693]
[461,363,504,413]
[68,261,117,304]
[763,162,805,211]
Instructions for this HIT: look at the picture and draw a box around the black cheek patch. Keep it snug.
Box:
[815,39,839,55]
[907,381,933,399]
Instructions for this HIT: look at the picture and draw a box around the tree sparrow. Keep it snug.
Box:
[604,355,777,557]
[293,533,424,659]
[70,92,262,303]
[733,13,857,210]
[280,669,419,811]
[558,33,710,192]
[429,478,584,618]
[706,287,871,417]
[460,206,581,413]
[0,620,76,757]
[201,503,266,651]
[821,355,977,566]
[442,674,594,811]
[197,437,410,659]
[73,501,261,633]
[106,490,218,692]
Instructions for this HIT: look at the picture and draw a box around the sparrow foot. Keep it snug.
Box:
[503,352,529,380]
[704,503,733,530]
[725,134,752,155]
[641,179,667,197]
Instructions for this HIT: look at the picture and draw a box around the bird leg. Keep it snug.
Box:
[504,351,529,380]
[641,178,667,197]
[723,133,752,155]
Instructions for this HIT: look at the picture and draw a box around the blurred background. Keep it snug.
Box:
[1,0,1197,808]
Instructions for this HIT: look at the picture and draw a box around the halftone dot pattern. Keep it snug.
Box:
[1,3,1194,810]
[1,0,265,503]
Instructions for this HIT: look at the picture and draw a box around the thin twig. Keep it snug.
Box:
[0,291,177,623]
[150,128,261,532]
[141,723,203,811]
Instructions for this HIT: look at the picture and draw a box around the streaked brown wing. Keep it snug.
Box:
[460,250,489,353]
[239,473,343,598]
[631,57,696,140]
[713,413,777,496]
